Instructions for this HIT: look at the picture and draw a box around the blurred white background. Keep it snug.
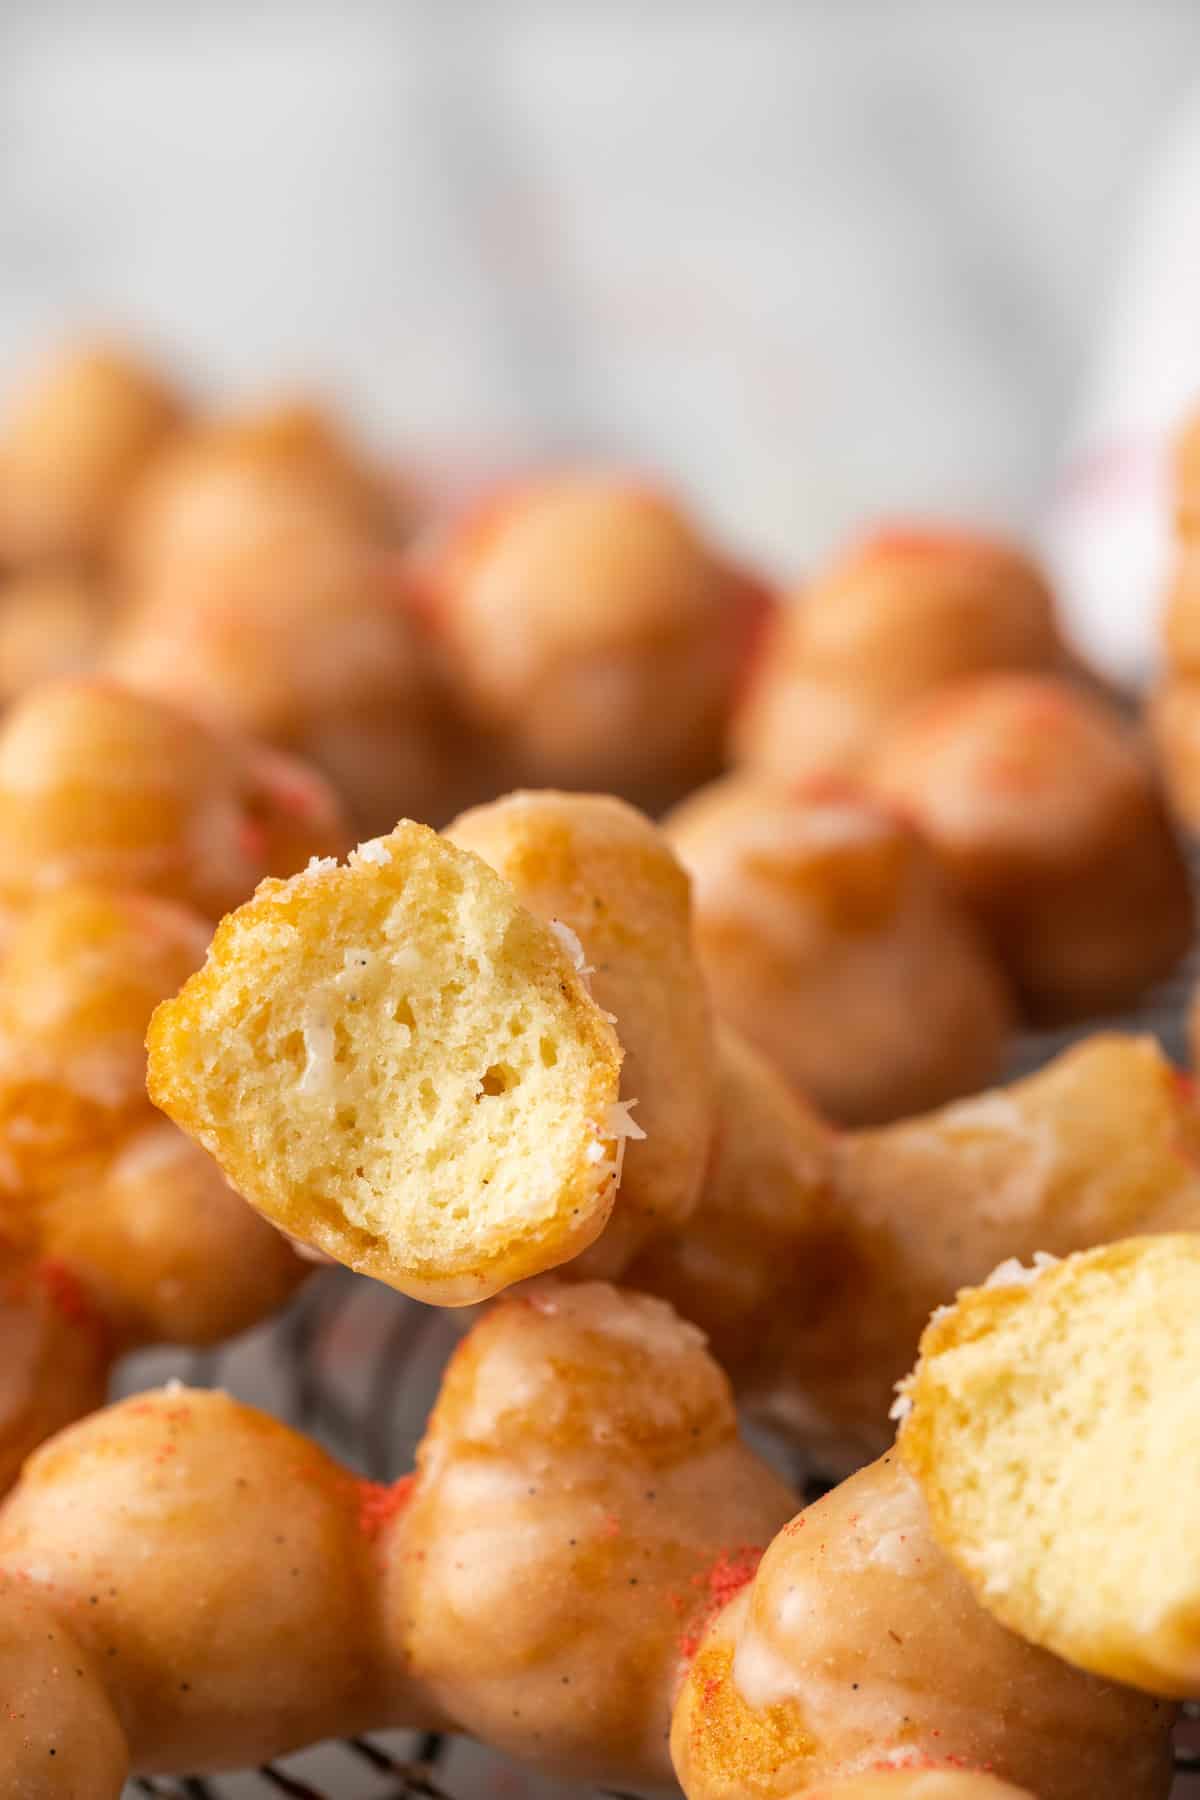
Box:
[1,1,1200,591]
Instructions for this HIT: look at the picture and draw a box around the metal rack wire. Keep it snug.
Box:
[117,934,1200,1799]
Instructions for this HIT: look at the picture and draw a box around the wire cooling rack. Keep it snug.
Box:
[118,934,1200,1799]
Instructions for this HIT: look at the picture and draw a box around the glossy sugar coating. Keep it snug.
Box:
[413,473,772,810]
[731,526,1064,786]
[868,673,1193,1021]
[666,774,1013,1124]
[0,678,349,922]
[670,1454,1173,1800]
[630,1031,1200,1470]
[0,1280,793,1790]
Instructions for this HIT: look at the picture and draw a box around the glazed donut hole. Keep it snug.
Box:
[0,1278,796,1793]
[868,673,1193,1021]
[786,527,1063,695]
[0,678,348,918]
[625,1029,1200,1477]
[731,524,1065,784]
[108,429,461,834]
[665,774,1014,1125]
[414,472,768,806]
[40,1124,306,1348]
[147,823,626,1304]
[117,395,409,594]
[0,884,210,1201]
[0,1385,383,1774]
[670,1451,1170,1800]
[899,1235,1200,1701]
[429,1279,738,1462]
[391,1277,795,1788]
[107,538,465,836]
[0,341,184,571]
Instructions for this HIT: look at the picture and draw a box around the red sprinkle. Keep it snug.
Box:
[237,816,270,864]
[33,1261,111,1351]
[357,1473,416,1539]
[678,1545,764,1661]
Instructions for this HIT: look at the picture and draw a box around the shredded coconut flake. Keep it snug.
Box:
[353,838,392,866]
[585,1141,606,1163]
[971,1539,1015,1597]
[549,919,593,977]
[605,1098,647,1142]
[983,1250,1060,1289]
[299,1013,336,1095]
[888,1383,913,1423]
[305,855,339,875]
[163,1377,185,1396]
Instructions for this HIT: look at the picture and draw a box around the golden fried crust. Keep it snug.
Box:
[391,1281,796,1788]
[148,824,625,1303]
[0,342,183,569]
[0,679,348,919]
[670,1456,1173,1800]
[447,791,717,1271]
[898,1237,1200,1699]
[416,474,766,806]
[0,1254,111,1497]
[868,674,1192,1021]
[632,1032,1200,1470]
[666,776,1013,1125]
[0,1390,388,1773]
[731,527,1063,785]
[0,1574,129,1796]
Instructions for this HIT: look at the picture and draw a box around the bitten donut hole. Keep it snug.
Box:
[147,821,625,1304]
[903,1235,1200,1697]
